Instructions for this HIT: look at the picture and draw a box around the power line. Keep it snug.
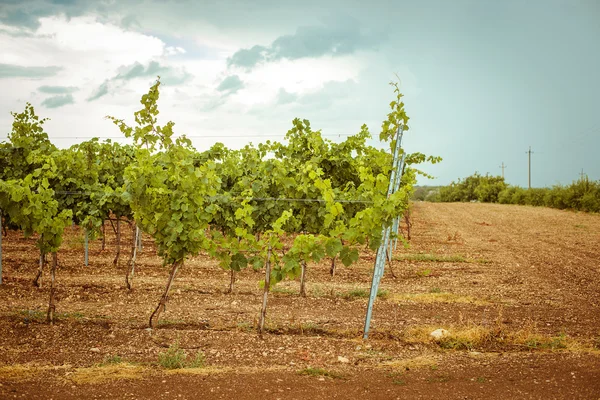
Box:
[499,162,507,179]
[0,132,364,141]
[526,146,534,189]
[48,191,375,204]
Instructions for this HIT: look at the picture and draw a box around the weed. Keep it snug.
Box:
[158,342,186,370]
[271,286,296,295]
[343,289,369,299]
[311,285,325,297]
[298,367,344,379]
[427,374,452,383]
[476,376,487,383]
[236,321,253,332]
[430,287,442,293]
[63,311,86,320]
[158,341,206,370]
[18,309,45,323]
[188,351,206,368]
[523,333,568,350]
[398,254,467,263]
[392,292,486,305]
[300,322,323,334]
[341,288,389,300]
[66,234,86,250]
[416,269,432,277]
[398,253,491,264]
[102,355,123,365]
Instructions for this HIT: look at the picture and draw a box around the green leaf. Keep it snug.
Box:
[325,238,343,257]
[230,252,247,272]
[340,246,359,267]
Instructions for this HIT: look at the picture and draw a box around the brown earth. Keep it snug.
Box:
[0,202,599,399]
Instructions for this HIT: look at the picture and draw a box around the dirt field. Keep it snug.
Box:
[0,202,599,399]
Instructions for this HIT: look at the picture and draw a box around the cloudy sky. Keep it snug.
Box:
[0,0,598,187]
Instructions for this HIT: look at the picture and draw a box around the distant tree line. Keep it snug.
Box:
[411,172,600,213]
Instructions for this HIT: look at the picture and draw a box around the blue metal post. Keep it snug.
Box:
[392,152,407,250]
[363,125,404,339]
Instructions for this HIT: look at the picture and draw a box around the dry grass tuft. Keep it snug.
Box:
[166,366,231,375]
[402,320,598,353]
[405,325,493,350]
[69,364,148,384]
[167,365,288,376]
[396,253,469,263]
[505,321,587,351]
[0,365,55,381]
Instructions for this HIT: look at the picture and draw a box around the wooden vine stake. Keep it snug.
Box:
[258,245,272,338]
[148,260,182,328]
[113,218,121,267]
[125,223,139,290]
[33,250,46,287]
[228,269,236,294]
[299,260,307,297]
[46,253,58,324]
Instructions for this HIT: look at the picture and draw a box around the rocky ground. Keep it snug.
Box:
[0,202,599,399]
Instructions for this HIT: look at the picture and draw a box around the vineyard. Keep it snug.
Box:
[1,78,599,399]
[0,77,440,329]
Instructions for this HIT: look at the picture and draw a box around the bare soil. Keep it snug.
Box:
[0,202,599,399]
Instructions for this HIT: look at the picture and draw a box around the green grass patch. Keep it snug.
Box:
[416,269,432,277]
[427,374,452,383]
[158,341,205,370]
[235,321,253,332]
[101,355,123,365]
[271,286,296,296]
[341,288,389,300]
[397,254,467,263]
[17,309,86,322]
[397,253,491,264]
[298,367,344,379]
[66,234,86,250]
[524,333,568,350]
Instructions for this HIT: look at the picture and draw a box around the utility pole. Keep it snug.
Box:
[499,162,506,179]
[526,147,534,189]
[579,168,586,181]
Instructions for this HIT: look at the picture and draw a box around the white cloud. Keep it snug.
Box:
[0,15,166,87]
[224,54,365,109]
[36,15,163,55]
[165,46,186,56]
[0,13,394,155]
